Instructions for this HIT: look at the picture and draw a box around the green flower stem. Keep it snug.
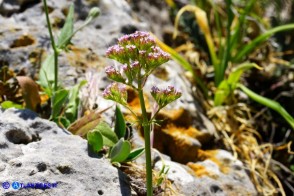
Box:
[150,106,163,122]
[43,0,59,116]
[137,81,153,196]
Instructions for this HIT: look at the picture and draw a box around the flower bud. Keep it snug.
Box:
[118,31,155,51]
[150,86,181,108]
[106,45,129,64]
[88,7,100,18]
[105,66,125,83]
[122,64,133,84]
[102,83,128,106]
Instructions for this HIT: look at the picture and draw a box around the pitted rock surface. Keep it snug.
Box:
[0,108,131,196]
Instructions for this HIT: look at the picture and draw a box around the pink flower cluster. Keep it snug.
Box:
[106,31,170,71]
[118,31,155,50]
[105,66,125,83]
[102,83,128,106]
[150,86,182,108]
[103,31,175,106]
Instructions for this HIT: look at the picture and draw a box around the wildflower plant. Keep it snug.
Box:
[41,0,100,126]
[103,31,181,196]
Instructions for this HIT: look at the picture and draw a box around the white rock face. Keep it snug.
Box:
[0,108,131,196]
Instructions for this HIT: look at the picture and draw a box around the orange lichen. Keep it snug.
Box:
[66,46,101,68]
[187,162,218,178]
[10,35,35,48]
[197,150,230,174]
[163,124,207,143]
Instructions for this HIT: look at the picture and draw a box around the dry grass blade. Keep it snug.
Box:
[16,76,41,111]
[207,103,287,195]
[173,5,218,66]
[67,106,112,137]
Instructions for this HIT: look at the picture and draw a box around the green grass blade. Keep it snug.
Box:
[234,24,294,62]
[238,83,294,130]
[208,0,223,59]
[227,63,261,88]
[216,0,233,86]
[214,63,261,106]
[229,0,255,53]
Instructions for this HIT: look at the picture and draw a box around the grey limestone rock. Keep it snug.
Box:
[154,152,257,196]
[0,0,147,86]
[0,108,131,196]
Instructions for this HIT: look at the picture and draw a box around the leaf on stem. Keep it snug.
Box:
[94,122,118,147]
[114,105,126,139]
[56,4,74,49]
[124,147,145,162]
[39,53,54,91]
[65,80,87,123]
[110,138,131,163]
[87,130,103,152]
[52,89,69,119]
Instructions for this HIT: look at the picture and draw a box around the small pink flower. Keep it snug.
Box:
[103,83,128,105]
[150,86,181,108]
[105,66,125,83]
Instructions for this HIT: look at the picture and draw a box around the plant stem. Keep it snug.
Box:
[137,81,153,196]
[216,0,232,86]
[43,0,59,116]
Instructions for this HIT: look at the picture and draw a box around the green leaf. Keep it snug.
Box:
[56,4,74,49]
[227,63,261,89]
[214,80,230,106]
[65,80,87,123]
[238,83,294,130]
[1,101,23,109]
[214,63,261,106]
[110,138,131,163]
[124,147,145,162]
[39,54,54,91]
[94,122,118,147]
[87,130,103,152]
[52,89,69,118]
[114,105,126,139]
